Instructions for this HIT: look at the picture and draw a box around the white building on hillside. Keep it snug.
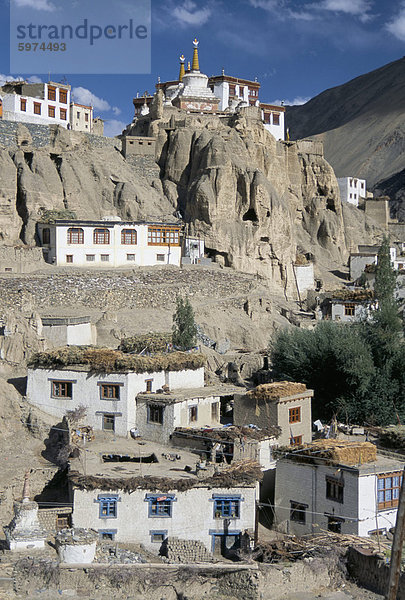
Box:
[0,81,71,127]
[37,218,182,267]
[275,442,403,537]
[337,177,367,207]
[208,73,260,111]
[259,103,285,141]
[70,102,93,132]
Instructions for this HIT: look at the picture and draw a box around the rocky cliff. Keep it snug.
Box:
[0,110,382,294]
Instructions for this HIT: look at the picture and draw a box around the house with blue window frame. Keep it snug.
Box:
[68,437,261,556]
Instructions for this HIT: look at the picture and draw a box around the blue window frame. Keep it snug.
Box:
[97,494,119,518]
[213,495,241,519]
[99,529,117,540]
[150,530,168,543]
[145,494,175,517]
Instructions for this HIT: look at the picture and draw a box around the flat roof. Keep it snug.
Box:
[283,451,404,475]
[41,316,91,326]
[208,75,260,87]
[137,384,241,404]
[39,219,182,227]
[173,425,281,442]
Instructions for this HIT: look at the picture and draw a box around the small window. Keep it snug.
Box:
[60,108,67,120]
[100,384,120,400]
[51,381,72,399]
[103,413,115,431]
[189,405,198,423]
[344,303,355,316]
[85,113,89,122]
[147,495,174,517]
[361,182,364,189]
[66,254,73,263]
[290,501,306,524]
[48,105,55,118]
[148,404,164,424]
[289,407,301,423]
[42,228,50,244]
[290,435,302,447]
[86,254,95,262]
[67,227,84,244]
[145,379,153,393]
[121,229,137,245]
[99,530,116,540]
[127,254,135,261]
[33,102,41,115]
[59,89,67,104]
[150,531,167,543]
[213,496,240,519]
[156,254,165,262]
[20,98,27,112]
[77,111,80,119]
[94,228,110,244]
[378,472,403,510]
[98,495,118,518]
[326,477,344,503]
[272,112,280,126]
[100,254,110,262]
[328,516,344,533]
[211,402,219,421]
[48,86,56,101]
[264,112,271,124]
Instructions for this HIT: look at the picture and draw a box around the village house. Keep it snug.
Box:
[337,177,367,207]
[0,80,71,127]
[68,435,261,557]
[26,347,207,438]
[274,440,403,537]
[233,382,313,447]
[69,102,93,132]
[321,289,376,322]
[37,217,182,267]
[40,316,96,347]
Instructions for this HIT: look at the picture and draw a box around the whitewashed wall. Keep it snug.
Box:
[2,84,70,127]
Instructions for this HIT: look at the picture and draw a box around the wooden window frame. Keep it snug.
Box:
[47,86,56,101]
[66,255,73,263]
[148,226,180,247]
[272,112,280,126]
[20,98,27,112]
[290,435,302,447]
[59,89,67,104]
[121,229,137,245]
[378,472,403,510]
[60,108,67,120]
[33,102,41,115]
[211,402,220,421]
[213,497,240,519]
[145,379,153,393]
[102,413,115,431]
[48,105,55,118]
[148,404,164,424]
[42,228,50,244]
[100,254,110,262]
[85,113,89,122]
[189,405,198,423]
[93,228,110,245]
[51,380,72,399]
[290,501,307,524]
[344,303,355,316]
[289,407,301,423]
[327,516,344,533]
[126,254,135,261]
[86,254,95,262]
[100,384,120,400]
[326,476,344,503]
[67,227,84,244]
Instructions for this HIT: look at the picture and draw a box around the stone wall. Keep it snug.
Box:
[296,139,324,156]
[163,536,214,562]
[38,506,72,533]
[123,154,161,182]
[347,547,405,598]
[0,246,46,273]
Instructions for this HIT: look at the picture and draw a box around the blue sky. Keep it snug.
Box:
[1,0,404,136]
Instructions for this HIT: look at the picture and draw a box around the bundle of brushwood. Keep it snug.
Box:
[118,333,172,354]
[290,439,377,466]
[378,426,405,449]
[247,381,307,401]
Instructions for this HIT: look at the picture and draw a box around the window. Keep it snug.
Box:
[150,530,167,543]
[100,254,110,262]
[156,254,165,262]
[51,381,72,399]
[378,472,403,510]
[93,228,110,244]
[98,494,118,518]
[211,402,219,421]
[48,105,55,118]
[103,413,115,431]
[189,405,198,423]
[272,112,280,125]
[228,84,236,96]
[264,112,271,124]
[20,98,26,112]
[66,255,73,263]
[60,108,67,120]
[213,496,240,519]
[99,530,117,540]
[67,227,84,244]
[86,254,95,262]
[148,226,180,246]
[326,477,344,503]
[148,404,164,424]
[290,501,306,524]
[59,89,67,104]
[127,254,135,261]
[289,407,301,423]
[290,435,302,447]
[344,303,355,316]
[85,113,89,122]
[361,182,365,189]
[42,228,50,244]
[48,86,56,101]
[145,379,153,393]
[77,111,80,119]
[147,494,175,517]
[34,102,41,115]
[328,516,344,533]
[239,85,244,96]
[121,229,137,245]
[100,384,120,400]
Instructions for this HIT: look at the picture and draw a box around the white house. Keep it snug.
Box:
[260,103,285,141]
[69,102,93,132]
[208,74,260,111]
[40,316,96,347]
[37,218,182,267]
[69,438,260,556]
[275,441,402,537]
[0,81,71,128]
[26,348,205,438]
[337,177,367,207]
[183,237,205,264]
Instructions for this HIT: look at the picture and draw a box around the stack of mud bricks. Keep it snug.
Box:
[166,537,213,563]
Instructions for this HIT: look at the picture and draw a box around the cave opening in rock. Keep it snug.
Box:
[243,208,258,222]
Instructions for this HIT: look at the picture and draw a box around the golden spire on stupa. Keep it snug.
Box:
[192,38,200,72]
[179,54,185,82]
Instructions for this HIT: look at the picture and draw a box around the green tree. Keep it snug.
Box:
[172,295,197,351]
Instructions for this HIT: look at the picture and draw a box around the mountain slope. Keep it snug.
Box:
[286,57,405,196]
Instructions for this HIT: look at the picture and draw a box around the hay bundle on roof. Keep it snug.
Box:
[379,426,405,449]
[119,333,172,354]
[247,381,307,401]
[297,440,377,466]
[329,288,374,302]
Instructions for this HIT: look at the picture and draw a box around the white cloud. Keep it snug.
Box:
[103,119,126,138]
[250,0,374,22]
[71,87,111,112]
[27,75,42,83]
[271,96,311,105]
[172,0,212,27]
[0,74,23,86]
[315,0,374,21]
[112,106,121,116]
[386,4,405,41]
[13,0,56,11]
